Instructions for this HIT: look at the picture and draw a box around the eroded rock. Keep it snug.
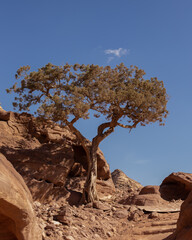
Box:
[139,185,160,195]
[0,112,114,203]
[160,172,192,201]
[168,191,192,240]
[0,153,41,240]
[112,169,142,192]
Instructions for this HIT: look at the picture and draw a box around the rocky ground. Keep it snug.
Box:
[33,184,181,240]
[31,169,183,240]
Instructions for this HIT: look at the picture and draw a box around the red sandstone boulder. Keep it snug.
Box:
[130,184,182,213]
[0,153,41,240]
[131,193,163,206]
[167,191,192,240]
[139,185,160,195]
[160,172,192,201]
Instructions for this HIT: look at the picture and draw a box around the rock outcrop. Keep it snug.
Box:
[0,106,13,121]
[111,169,142,204]
[0,111,114,203]
[174,190,192,240]
[160,172,192,201]
[0,153,41,240]
[111,169,142,192]
[167,191,192,240]
[130,185,182,213]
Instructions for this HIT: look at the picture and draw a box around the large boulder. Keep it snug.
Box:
[160,172,192,201]
[167,191,192,240]
[0,111,113,203]
[0,153,41,240]
[130,185,182,213]
[139,185,160,195]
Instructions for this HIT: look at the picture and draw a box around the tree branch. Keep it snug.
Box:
[98,122,111,136]
[70,116,79,124]
[117,121,140,132]
[102,127,114,139]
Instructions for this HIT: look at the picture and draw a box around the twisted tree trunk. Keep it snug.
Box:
[68,118,118,204]
[81,138,99,204]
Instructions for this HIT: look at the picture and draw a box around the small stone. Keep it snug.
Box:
[113,209,128,219]
[111,228,116,233]
[148,211,159,219]
[107,231,113,237]
[94,234,102,239]
[53,215,72,226]
[64,236,75,240]
[81,232,87,237]
[93,201,111,211]
[34,201,41,207]
[84,202,93,208]
[129,206,138,213]
[90,215,95,221]
[45,224,54,230]
[52,220,62,225]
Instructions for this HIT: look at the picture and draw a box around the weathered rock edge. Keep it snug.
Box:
[0,153,41,240]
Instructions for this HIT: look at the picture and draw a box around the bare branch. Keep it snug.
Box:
[117,121,140,132]
[70,116,79,124]
[102,127,114,139]
[98,122,111,136]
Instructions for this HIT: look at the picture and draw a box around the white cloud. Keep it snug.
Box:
[104,48,129,58]
[106,56,115,63]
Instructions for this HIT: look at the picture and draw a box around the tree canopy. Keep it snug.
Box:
[8,63,168,130]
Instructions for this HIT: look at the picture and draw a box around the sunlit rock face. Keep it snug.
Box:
[0,111,113,203]
[0,153,41,240]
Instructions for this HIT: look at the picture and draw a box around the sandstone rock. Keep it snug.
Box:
[111,169,143,204]
[148,211,159,219]
[160,172,192,201]
[130,184,182,213]
[0,112,113,203]
[0,107,13,121]
[64,236,75,240]
[93,201,111,211]
[96,148,111,180]
[0,153,41,240]
[96,178,116,200]
[139,185,160,195]
[113,209,128,219]
[128,206,144,221]
[53,214,72,226]
[132,194,164,207]
[72,145,111,180]
[112,169,142,191]
[170,191,192,240]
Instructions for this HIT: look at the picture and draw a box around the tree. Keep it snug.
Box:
[7,63,168,204]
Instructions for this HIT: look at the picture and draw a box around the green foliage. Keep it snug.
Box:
[7,63,168,129]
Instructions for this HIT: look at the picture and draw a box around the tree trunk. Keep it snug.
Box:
[81,123,115,204]
[81,138,99,204]
[67,120,115,205]
[66,122,98,204]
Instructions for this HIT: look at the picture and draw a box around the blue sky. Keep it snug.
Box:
[1,0,192,186]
